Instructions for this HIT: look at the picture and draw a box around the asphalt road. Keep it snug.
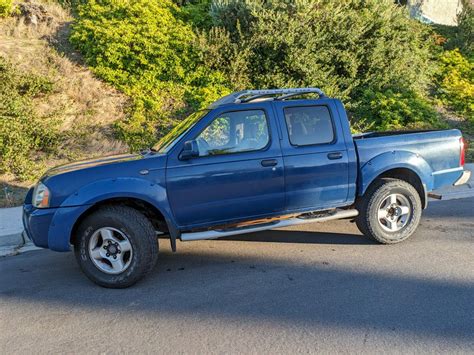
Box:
[1,197,473,354]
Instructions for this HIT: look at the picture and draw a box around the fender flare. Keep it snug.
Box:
[47,178,179,251]
[358,151,434,197]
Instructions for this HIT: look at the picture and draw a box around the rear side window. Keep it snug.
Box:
[284,106,335,146]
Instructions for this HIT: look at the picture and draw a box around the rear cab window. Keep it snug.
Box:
[284,106,335,146]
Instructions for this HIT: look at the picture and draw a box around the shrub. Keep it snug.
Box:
[0,0,13,17]
[432,1,473,58]
[180,0,213,29]
[353,89,443,131]
[0,58,60,180]
[71,0,229,151]
[453,1,473,58]
[199,0,434,104]
[71,0,443,143]
[435,49,474,121]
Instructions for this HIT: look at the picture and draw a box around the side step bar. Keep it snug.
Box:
[180,209,359,241]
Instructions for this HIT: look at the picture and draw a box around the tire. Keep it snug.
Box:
[74,206,158,288]
[355,178,422,244]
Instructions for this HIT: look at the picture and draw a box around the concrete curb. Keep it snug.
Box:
[0,207,25,256]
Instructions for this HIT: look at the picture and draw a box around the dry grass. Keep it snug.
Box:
[0,0,130,192]
[0,176,30,208]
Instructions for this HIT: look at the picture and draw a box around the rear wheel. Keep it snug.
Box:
[356,178,422,244]
[74,206,158,288]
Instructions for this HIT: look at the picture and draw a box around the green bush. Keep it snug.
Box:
[432,2,473,59]
[0,0,13,17]
[456,2,474,58]
[180,0,213,29]
[353,89,444,131]
[71,0,444,144]
[199,0,434,102]
[195,0,439,129]
[0,58,60,180]
[70,0,229,151]
[435,49,474,121]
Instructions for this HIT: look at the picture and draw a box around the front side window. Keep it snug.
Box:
[284,106,335,146]
[196,110,269,156]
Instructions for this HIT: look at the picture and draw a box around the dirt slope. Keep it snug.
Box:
[0,1,129,206]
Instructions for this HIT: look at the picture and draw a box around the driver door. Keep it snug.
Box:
[166,104,285,229]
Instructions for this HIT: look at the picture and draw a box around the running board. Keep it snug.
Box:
[180,209,359,241]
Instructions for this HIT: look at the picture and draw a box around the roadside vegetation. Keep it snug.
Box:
[0,0,127,205]
[0,0,13,17]
[0,57,59,181]
[0,0,472,206]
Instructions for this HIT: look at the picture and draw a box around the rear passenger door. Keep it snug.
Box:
[273,100,350,211]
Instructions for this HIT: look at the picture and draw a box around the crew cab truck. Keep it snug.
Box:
[23,88,470,288]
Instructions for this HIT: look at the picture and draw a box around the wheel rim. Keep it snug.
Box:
[377,193,412,233]
[88,227,133,274]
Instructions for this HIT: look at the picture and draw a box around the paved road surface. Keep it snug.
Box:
[1,198,473,353]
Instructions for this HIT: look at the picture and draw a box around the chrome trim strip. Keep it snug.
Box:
[432,167,463,175]
[180,209,359,241]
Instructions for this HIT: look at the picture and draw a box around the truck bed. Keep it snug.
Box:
[353,129,464,192]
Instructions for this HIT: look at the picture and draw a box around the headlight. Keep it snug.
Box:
[32,182,51,208]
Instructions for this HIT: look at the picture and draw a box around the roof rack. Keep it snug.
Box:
[208,88,326,108]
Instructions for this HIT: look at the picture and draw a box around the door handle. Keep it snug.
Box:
[327,152,343,160]
[261,159,278,167]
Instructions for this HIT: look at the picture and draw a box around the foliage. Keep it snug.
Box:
[0,58,60,180]
[70,0,450,145]
[200,0,433,98]
[432,1,473,58]
[70,0,229,151]
[179,0,213,29]
[435,49,474,121]
[0,0,13,17]
[353,89,443,131]
[456,2,474,58]
[196,0,438,129]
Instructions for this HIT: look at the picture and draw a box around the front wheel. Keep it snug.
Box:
[356,178,422,244]
[74,206,159,288]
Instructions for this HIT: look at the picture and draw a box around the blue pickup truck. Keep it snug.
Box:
[23,88,470,287]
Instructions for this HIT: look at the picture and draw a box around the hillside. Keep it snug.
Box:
[0,1,128,206]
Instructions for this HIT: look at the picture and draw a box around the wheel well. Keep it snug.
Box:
[368,168,427,208]
[70,198,169,246]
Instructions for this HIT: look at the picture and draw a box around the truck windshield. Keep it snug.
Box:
[153,110,210,153]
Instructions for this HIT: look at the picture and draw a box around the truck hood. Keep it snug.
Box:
[44,153,143,178]
[39,152,167,207]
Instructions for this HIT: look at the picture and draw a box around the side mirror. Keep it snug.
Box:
[179,140,199,160]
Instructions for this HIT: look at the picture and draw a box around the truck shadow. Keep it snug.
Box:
[219,229,376,245]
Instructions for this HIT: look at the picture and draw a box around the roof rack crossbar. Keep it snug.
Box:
[240,93,275,103]
[208,88,325,108]
[275,92,321,101]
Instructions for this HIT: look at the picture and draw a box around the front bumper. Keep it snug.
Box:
[454,169,471,186]
[23,203,91,251]
[22,204,57,249]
